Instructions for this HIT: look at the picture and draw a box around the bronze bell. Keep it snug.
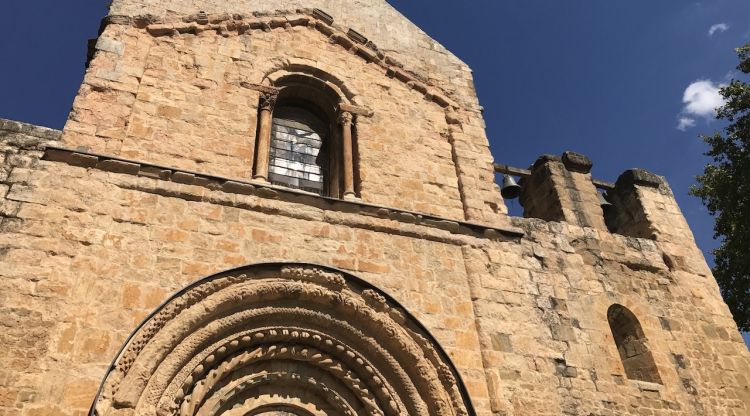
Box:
[599,192,613,211]
[501,174,522,199]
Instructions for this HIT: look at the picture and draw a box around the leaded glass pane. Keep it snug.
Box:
[269,106,328,195]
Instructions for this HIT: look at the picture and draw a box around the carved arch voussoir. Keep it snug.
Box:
[93,263,473,416]
[262,61,360,106]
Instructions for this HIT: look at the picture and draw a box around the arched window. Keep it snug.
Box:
[253,74,357,200]
[607,304,662,384]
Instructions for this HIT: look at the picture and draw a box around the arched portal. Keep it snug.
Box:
[92,263,473,416]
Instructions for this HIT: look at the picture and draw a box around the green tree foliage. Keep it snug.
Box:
[691,44,750,331]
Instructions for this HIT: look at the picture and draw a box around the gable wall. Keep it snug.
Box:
[64,21,469,219]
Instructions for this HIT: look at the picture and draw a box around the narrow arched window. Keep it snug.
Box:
[253,74,357,200]
[269,106,330,195]
[607,304,662,384]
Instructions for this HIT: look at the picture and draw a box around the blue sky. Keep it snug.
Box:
[0,1,747,347]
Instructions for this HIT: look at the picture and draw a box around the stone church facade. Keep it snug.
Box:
[1,1,748,415]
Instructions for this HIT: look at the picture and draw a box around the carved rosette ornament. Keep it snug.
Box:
[92,263,472,416]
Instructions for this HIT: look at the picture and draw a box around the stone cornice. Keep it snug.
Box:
[101,10,459,111]
[43,146,524,242]
[0,118,62,146]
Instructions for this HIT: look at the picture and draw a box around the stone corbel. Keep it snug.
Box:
[240,82,281,95]
[339,103,373,118]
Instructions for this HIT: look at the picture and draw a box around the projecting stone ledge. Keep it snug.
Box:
[42,146,525,242]
[0,118,62,149]
[615,168,664,189]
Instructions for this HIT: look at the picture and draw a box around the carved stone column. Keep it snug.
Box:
[253,91,277,182]
[339,111,356,199]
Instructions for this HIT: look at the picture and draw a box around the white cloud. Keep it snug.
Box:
[675,80,725,131]
[708,23,729,36]
[677,117,696,131]
[682,80,724,117]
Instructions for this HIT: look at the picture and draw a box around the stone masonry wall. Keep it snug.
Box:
[64,5,507,224]
[0,129,500,415]
[63,5,507,225]
[2,1,749,415]
[0,120,748,415]
[467,219,750,415]
[106,0,481,108]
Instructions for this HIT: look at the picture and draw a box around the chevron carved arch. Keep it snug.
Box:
[92,263,473,416]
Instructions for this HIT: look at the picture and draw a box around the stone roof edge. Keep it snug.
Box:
[100,10,462,110]
[378,1,472,68]
[43,145,525,241]
[0,118,63,145]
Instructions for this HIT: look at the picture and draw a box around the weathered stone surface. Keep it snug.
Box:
[61,8,507,224]
[0,1,748,415]
[561,150,593,174]
[617,168,664,189]
[521,152,608,231]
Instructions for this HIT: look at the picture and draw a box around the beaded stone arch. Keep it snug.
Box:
[91,263,474,416]
[262,64,360,107]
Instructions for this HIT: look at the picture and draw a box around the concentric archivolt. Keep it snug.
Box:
[93,263,472,416]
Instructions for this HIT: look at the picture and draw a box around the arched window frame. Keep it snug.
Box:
[252,73,364,200]
[607,304,662,384]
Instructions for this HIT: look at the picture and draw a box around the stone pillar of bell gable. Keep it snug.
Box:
[605,169,710,275]
[519,151,607,230]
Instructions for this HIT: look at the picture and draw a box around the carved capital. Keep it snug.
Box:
[338,111,354,126]
[259,91,278,112]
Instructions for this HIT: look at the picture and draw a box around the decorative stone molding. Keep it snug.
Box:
[257,91,278,112]
[91,263,474,416]
[262,65,360,106]
[311,8,334,26]
[42,146,525,241]
[0,118,62,147]
[279,264,347,289]
[239,81,280,95]
[338,111,354,126]
[347,28,368,45]
[101,10,459,110]
[339,102,373,118]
